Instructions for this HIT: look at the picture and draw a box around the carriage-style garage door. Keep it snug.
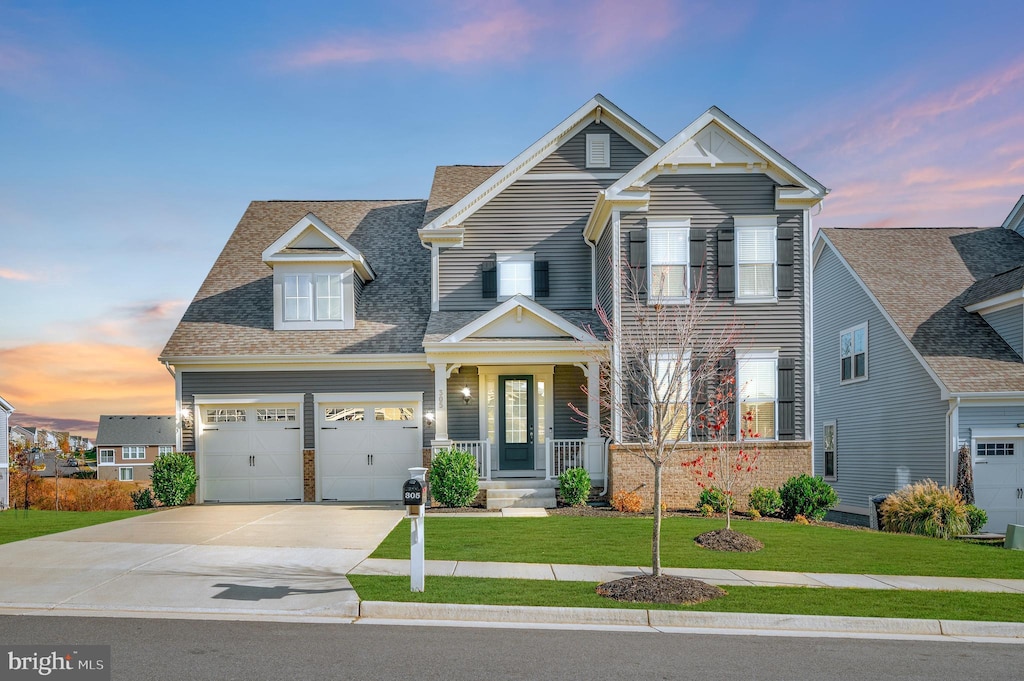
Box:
[317,393,422,502]
[974,438,1024,532]
[198,400,303,503]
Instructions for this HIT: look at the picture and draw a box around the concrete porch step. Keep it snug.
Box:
[485,487,557,510]
[480,479,558,490]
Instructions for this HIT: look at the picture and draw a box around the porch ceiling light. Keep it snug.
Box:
[424,412,435,426]
[461,386,472,403]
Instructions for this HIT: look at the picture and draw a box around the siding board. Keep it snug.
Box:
[813,246,947,515]
[447,366,480,440]
[982,306,1023,358]
[530,122,649,174]
[554,365,587,439]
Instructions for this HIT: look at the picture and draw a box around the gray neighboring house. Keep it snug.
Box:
[812,197,1024,530]
[1,395,12,510]
[161,94,826,506]
[95,415,176,483]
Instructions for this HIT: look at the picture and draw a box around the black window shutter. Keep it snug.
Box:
[689,228,707,296]
[717,227,735,299]
[691,356,708,441]
[534,261,549,297]
[628,229,648,296]
[778,357,796,440]
[718,355,736,438]
[482,261,497,298]
[777,226,795,298]
[628,360,649,439]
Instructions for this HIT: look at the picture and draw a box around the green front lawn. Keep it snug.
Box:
[349,575,1024,622]
[372,516,1024,578]
[0,510,149,544]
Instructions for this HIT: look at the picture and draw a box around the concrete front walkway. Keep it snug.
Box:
[350,558,1024,593]
[0,504,406,618]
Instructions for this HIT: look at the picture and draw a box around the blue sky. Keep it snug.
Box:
[2,0,1024,437]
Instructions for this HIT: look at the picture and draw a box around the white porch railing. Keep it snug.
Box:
[547,439,587,479]
[433,440,491,480]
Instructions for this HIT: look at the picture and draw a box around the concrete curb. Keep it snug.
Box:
[359,601,1024,639]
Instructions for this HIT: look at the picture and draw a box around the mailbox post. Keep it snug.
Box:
[404,466,428,592]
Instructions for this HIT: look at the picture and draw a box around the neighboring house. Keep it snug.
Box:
[160,94,826,506]
[70,435,93,452]
[10,425,37,448]
[812,196,1024,530]
[1,395,12,510]
[95,415,176,482]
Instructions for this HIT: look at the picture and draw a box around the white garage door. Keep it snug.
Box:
[318,395,422,502]
[199,403,303,503]
[974,439,1024,532]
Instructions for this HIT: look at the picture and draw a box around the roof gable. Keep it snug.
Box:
[0,394,12,413]
[419,94,662,241]
[1002,194,1024,233]
[262,213,374,281]
[439,296,598,344]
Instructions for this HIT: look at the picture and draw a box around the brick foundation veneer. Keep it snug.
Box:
[303,449,316,502]
[608,441,812,511]
[422,448,432,468]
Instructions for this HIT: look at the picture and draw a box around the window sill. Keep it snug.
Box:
[823,476,838,482]
[646,298,690,306]
[734,296,778,304]
[840,376,868,386]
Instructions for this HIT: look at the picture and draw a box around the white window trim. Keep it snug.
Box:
[840,322,869,384]
[122,445,146,460]
[734,216,778,303]
[822,420,837,481]
[736,349,779,441]
[496,252,535,301]
[99,449,115,465]
[647,218,690,305]
[650,350,691,442]
[157,445,174,455]
[273,263,355,331]
[118,467,134,481]
[586,133,610,169]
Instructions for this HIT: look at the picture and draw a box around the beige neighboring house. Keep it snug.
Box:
[1,395,12,509]
[95,415,175,482]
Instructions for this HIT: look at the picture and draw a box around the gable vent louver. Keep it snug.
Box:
[586,133,610,168]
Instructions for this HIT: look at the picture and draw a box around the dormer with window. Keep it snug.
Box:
[262,214,375,330]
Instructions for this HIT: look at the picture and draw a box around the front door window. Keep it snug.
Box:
[499,375,534,470]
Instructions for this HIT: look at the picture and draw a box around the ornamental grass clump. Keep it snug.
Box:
[880,480,971,540]
[428,448,479,508]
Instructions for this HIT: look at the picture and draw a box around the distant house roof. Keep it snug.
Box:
[0,395,12,413]
[160,200,429,359]
[95,415,176,446]
[820,227,1024,394]
[422,166,502,228]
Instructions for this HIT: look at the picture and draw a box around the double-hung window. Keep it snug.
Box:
[735,217,777,301]
[284,274,343,322]
[118,467,133,481]
[158,445,173,456]
[840,323,867,382]
[648,219,689,302]
[99,449,114,464]
[122,446,146,460]
[651,351,690,440]
[497,253,534,298]
[737,352,777,439]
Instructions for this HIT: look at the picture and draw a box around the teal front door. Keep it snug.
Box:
[499,375,534,470]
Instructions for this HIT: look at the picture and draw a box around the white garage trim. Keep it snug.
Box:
[194,393,305,504]
[313,392,423,502]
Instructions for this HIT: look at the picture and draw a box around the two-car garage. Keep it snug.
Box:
[195,392,423,503]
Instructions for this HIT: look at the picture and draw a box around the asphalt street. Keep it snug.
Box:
[1,616,1021,681]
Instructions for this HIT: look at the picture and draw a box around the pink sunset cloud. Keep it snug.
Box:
[283,0,684,69]
[0,267,35,281]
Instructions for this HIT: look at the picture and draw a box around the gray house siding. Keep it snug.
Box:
[554,365,587,439]
[529,122,650,174]
[618,173,807,437]
[981,306,1023,359]
[594,216,615,318]
[447,366,480,441]
[438,178,609,311]
[813,246,947,515]
[180,369,435,450]
[958,405,1024,444]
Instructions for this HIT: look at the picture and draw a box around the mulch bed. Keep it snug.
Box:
[596,575,726,605]
[694,528,764,552]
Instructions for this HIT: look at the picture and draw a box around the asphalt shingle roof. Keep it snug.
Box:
[822,227,1024,394]
[422,165,502,227]
[96,415,175,446]
[160,200,429,358]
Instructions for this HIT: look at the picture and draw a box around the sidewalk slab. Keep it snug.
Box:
[730,570,830,587]
[978,578,1024,593]
[550,564,646,582]
[867,575,1023,592]
[350,558,459,577]
[808,573,895,590]
[662,567,755,586]
[454,561,555,580]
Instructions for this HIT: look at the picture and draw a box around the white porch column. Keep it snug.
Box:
[432,362,449,444]
[587,361,601,439]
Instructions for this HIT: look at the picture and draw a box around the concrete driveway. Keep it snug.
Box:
[0,504,406,620]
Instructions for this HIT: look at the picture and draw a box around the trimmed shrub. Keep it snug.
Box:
[748,486,783,517]
[965,505,988,534]
[880,480,970,539]
[131,487,155,510]
[699,503,715,517]
[558,467,591,507]
[429,448,479,508]
[151,452,198,507]
[749,508,761,520]
[697,486,730,513]
[611,490,643,513]
[779,474,838,521]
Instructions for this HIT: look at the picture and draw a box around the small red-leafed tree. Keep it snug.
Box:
[681,368,762,530]
[573,262,741,576]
